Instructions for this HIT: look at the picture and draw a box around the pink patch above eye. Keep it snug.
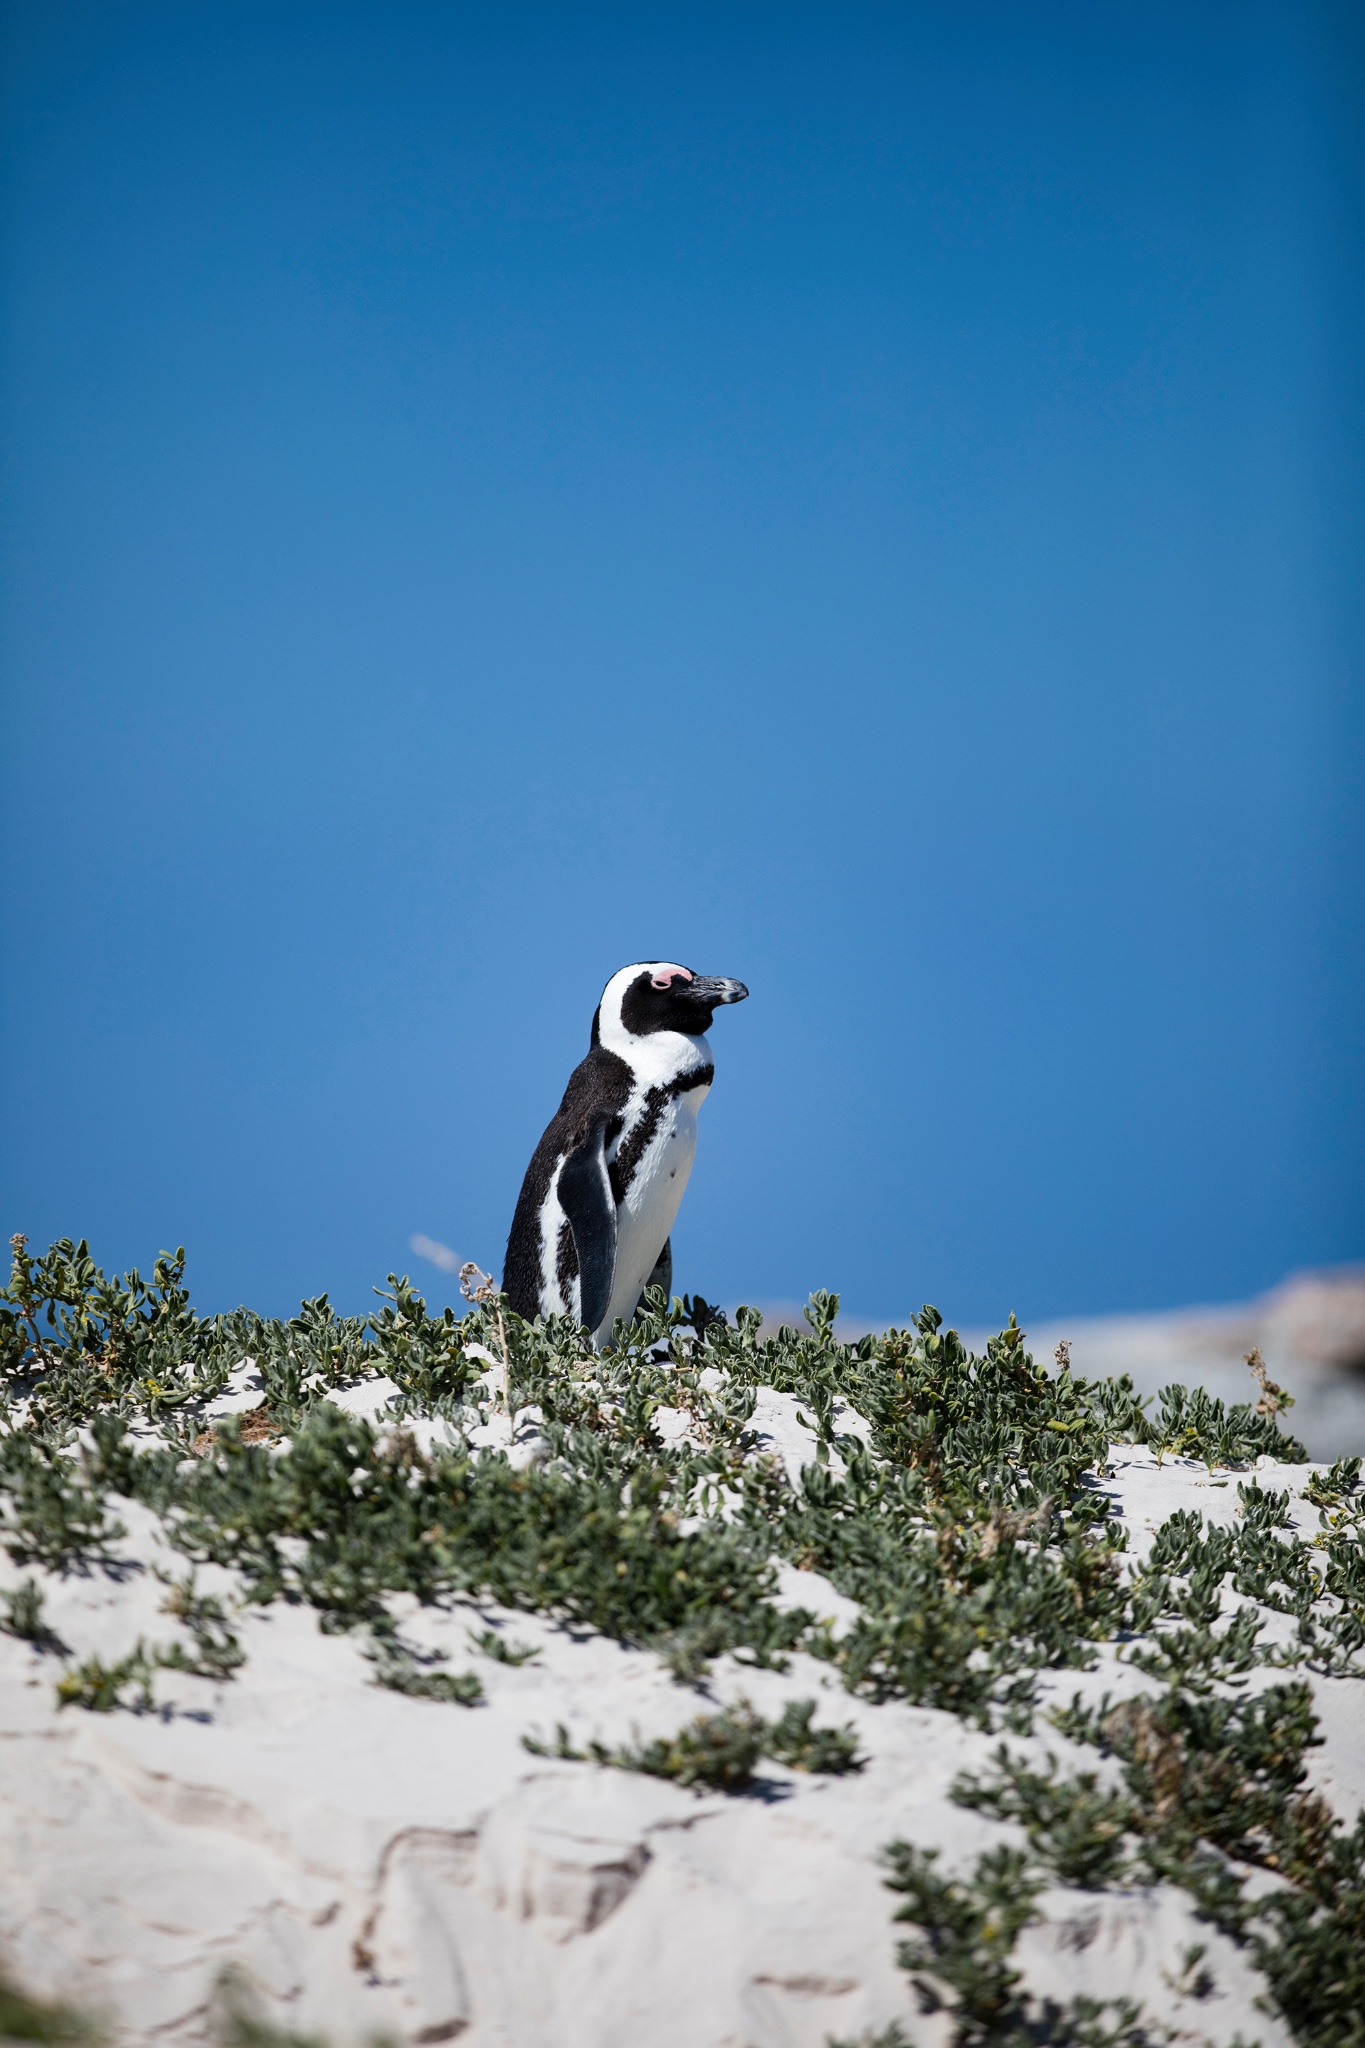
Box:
[651,965,693,989]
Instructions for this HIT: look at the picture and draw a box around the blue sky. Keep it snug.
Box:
[1,2,1361,1327]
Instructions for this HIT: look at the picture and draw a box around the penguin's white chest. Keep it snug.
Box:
[601,1087,703,1333]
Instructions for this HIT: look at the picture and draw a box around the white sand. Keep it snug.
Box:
[1,1413,1360,2046]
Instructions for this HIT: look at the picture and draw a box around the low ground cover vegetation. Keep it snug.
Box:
[523,1694,865,1789]
[2,1235,1363,2046]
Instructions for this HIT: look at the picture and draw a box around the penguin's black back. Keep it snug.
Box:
[503,1044,633,1321]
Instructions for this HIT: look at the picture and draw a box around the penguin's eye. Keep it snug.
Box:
[651,967,693,991]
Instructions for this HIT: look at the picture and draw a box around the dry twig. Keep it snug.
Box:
[1246,1345,1294,1419]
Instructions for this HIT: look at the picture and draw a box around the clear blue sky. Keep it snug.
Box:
[2,2,1361,1326]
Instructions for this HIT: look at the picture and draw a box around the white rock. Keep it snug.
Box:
[326,1378,403,1425]
[747,1388,870,1486]
[462,1346,503,1372]
[465,1404,550,1469]
[771,1562,862,1638]
[1016,1882,1292,2043]
[202,1361,267,1420]
[650,1405,699,1451]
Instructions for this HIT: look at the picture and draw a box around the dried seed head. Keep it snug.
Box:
[1245,1345,1294,1417]
[459,1261,499,1307]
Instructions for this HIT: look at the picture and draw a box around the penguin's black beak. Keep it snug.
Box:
[689,976,748,1005]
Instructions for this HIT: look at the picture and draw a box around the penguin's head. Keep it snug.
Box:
[592,962,749,1048]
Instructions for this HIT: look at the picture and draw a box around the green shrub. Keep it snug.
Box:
[55,1645,158,1714]
[762,1696,864,1774]
[524,1696,863,1791]
[0,1576,63,1651]
[371,1659,484,1706]
[468,1626,539,1665]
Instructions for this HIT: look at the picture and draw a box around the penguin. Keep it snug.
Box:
[503,962,749,1342]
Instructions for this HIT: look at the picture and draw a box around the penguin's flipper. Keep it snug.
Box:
[557,1118,617,1333]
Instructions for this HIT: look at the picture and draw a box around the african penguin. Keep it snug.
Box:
[503,962,749,1343]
